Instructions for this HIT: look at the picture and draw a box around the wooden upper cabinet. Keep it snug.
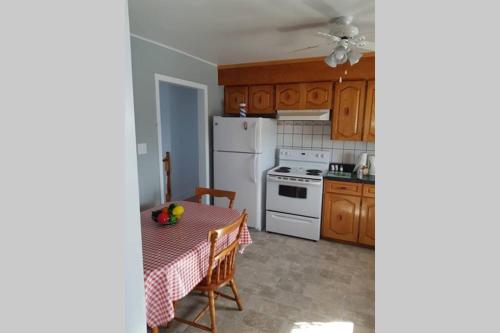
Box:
[224,86,248,114]
[275,84,303,109]
[248,85,274,114]
[331,81,367,141]
[322,192,361,242]
[276,82,333,110]
[358,197,375,246]
[304,82,333,109]
[363,80,375,142]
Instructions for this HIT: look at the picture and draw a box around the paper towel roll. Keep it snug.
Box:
[368,155,375,176]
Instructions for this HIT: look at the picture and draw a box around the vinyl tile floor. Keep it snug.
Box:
[152,230,375,333]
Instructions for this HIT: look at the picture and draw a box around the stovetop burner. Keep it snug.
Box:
[274,166,291,173]
[306,169,322,176]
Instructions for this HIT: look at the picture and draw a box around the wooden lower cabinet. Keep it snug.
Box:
[322,193,361,242]
[358,197,375,246]
[322,180,375,247]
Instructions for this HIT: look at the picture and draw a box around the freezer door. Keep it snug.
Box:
[214,151,263,230]
[213,116,262,153]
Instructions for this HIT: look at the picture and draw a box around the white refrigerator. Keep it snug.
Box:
[213,116,277,230]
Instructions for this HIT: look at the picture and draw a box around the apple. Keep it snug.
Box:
[157,211,169,224]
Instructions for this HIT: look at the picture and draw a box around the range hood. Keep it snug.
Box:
[276,109,330,121]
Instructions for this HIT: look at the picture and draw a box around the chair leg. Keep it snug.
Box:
[229,279,243,311]
[150,326,160,333]
[208,290,217,333]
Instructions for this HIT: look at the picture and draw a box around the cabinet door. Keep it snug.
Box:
[331,81,366,141]
[322,193,361,242]
[225,86,248,114]
[304,82,332,109]
[276,84,303,109]
[363,80,375,142]
[249,85,274,114]
[358,197,375,246]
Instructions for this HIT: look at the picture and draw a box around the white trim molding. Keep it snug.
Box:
[131,33,217,67]
[154,73,210,204]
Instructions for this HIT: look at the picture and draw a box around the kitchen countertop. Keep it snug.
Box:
[323,171,375,184]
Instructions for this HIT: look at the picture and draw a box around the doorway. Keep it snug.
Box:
[154,74,209,204]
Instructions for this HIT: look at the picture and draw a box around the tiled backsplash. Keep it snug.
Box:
[277,120,375,164]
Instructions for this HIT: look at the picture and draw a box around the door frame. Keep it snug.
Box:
[154,73,210,204]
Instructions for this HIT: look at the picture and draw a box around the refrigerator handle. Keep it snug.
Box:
[252,155,257,183]
[253,122,260,152]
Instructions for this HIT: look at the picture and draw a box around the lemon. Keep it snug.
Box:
[172,205,184,217]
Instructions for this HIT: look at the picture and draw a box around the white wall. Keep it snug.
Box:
[130,36,223,210]
[0,1,146,332]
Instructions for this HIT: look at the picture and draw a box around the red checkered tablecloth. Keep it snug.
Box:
[141,201,252,328]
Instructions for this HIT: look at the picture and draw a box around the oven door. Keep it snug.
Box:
[266,175,323,218]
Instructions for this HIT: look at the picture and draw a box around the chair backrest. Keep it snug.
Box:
[206,210,247,286]
[163,152,172,202]
[195,187,236,208]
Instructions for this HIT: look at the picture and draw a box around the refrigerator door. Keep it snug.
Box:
[214,151,263,230]
[213,116,262,153]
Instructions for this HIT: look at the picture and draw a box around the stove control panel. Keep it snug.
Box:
[268,174,322,184]
[278,148,331,164]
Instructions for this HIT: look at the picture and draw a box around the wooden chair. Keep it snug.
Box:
[163,152,172,202]
[194,187,236,209]
[174,210,247,333]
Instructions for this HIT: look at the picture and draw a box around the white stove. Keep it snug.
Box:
[265,149,331,241]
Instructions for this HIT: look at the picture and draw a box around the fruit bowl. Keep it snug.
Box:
[151,203,185,226]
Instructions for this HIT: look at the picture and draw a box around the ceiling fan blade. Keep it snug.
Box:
[357,41,375,51]
[277,21,330,32]
[317,32,341,41]
[288,44,321,53]
[303,0,342,20]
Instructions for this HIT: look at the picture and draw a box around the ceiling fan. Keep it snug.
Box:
[290,16,375,67]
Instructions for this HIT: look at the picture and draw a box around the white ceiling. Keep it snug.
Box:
[128,0,374,65]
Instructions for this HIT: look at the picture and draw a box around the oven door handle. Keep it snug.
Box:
[267,176,323,186]
[270,212,315,224]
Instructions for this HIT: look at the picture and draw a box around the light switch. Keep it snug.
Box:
[137,143,147,155]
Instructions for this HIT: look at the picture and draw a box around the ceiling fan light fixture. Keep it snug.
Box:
[333,45,348,64]
[348,49,362,65]
[324,52,337,67]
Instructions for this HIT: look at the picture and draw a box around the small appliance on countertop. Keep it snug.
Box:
[324,162,375,184]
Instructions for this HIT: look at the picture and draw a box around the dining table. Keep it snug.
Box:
[140,200,252,330]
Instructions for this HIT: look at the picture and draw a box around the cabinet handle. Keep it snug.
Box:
[338,215,343,221]
[344,107,350,115]
[339,186,347,189]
